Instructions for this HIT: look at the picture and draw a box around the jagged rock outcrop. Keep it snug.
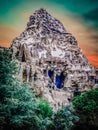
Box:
[10,8,97,111]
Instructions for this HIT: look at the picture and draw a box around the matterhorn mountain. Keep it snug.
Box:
[11,8,97,111]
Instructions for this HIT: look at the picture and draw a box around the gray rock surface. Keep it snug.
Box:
[10,8,97,111]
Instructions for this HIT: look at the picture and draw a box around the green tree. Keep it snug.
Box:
[37,99,53,118]
[36,99,53,130]
[0,49,52,130]
[73,88,98,128]
[53,105,79,130]
[0,49,18,84]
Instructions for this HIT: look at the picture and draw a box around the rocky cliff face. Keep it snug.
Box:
[10,8,97,111]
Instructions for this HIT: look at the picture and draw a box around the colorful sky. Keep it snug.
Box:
[0,0,98,67]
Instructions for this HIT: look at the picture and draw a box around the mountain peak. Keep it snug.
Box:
[35,8,47,14]
[11,9,97,111]
[27,8,66,33]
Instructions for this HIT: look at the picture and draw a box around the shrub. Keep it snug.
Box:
[37,99,53,118]
[53,105,79,130]
[73,88,98,127]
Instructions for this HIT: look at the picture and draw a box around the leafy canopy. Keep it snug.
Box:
[0,49,52,130]
[53,105,79,130]
[73,88,98,113]
[73,88,98,127]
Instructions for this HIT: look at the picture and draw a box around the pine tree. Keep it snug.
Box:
[0,49,52,130]
[73,88,98,128]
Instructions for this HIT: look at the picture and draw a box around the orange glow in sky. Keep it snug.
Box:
[0,9,98,68]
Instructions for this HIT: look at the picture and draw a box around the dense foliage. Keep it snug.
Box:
[0,49,18,84]
[53,105,79,130]
[73,88,98,129]
[0,49,52,130]
[0,49,79,130]
[38,99,53,118]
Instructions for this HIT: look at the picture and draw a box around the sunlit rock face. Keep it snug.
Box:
[11,8,97,111]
